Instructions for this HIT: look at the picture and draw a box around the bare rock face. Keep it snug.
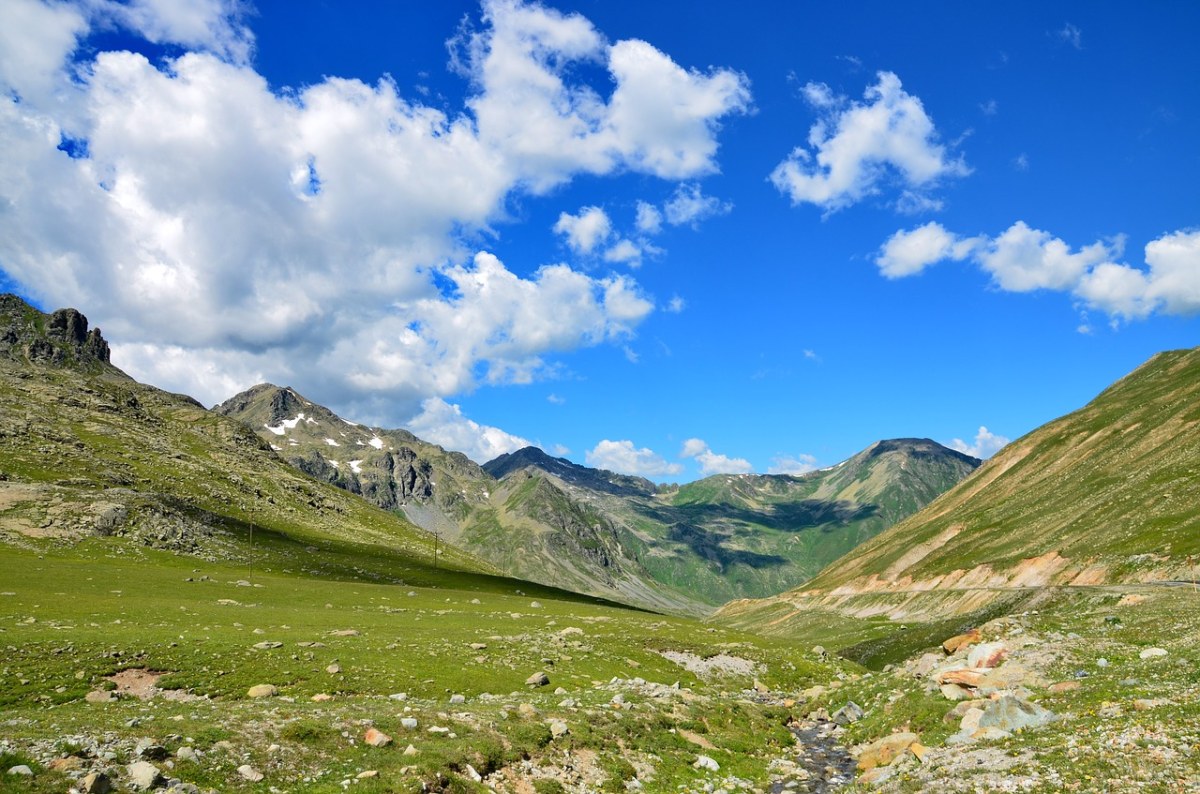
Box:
[0,295,112,369]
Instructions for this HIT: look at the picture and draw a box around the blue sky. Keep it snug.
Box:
[1,1,1197,480]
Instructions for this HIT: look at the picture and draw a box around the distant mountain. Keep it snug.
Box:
[0,295,488,578]
[215,395,979,614]
[717,347,1200,633]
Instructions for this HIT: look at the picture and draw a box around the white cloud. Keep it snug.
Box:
[554,205,611,254]
[949,426,1009,459]
[635,200,663,234]
[405,397,531,464]
[680,438,753,476]
[666,295,686,313]
[1014,152,1030,171]
[663,182,733,227]
[879,222,1200,323]
[980,99,998,116]
[547,393,565,405]
[585,439,683,477]
[767,453,819,476]
[876,221,979,278]
[770,71,968,212]
[603,238,642,265]
[1058,23,1083,50]
[0,0,744,421]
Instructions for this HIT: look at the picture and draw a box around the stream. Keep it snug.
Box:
[768,719,857,793]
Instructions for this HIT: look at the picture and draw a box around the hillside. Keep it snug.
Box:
[219,380,980,612]
[717,347,1200,635]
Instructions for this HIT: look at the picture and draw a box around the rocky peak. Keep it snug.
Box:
[0,294,112,369]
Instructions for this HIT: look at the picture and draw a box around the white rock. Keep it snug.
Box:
[237,764,264,782]
[694,755,720,772]
[1139,647,1168,659]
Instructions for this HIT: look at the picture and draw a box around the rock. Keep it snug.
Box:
[247,684,278,698]
[175,747,200,763]
[403,744,418,756]
[364,728,392,747]
[518,703,539,718]
[909,742,929,763]
[326,663,341,674]
[252,641,283,650]
[858,765,895,786]
[135,740,170,760]
[529,601,542,608]
[548,719,569,738]
[959,707,986,733]
[978,663,1045,691]
[388,692,408,701]
[802,684,827,700]
[978,695,1055,733]
[237,764,264,782]
[856,732,918,771]
[466,764,482,782]
[526,671,550,687]
[357,770,379,779]
[311,693,333,702]
[970,726,1013,742]
[79,772,112,793]
[449,693,466,704]
[85,690,117,703]
[967,641,1008,669]
[126,760,164,790]
[942,629,981,654]
[469,643,487,650]
[1096,658,1109,668]
[7,765,33,776]
[1133,698,1172,711]
[1117,593,1147,606]
[940,683,972,701]
[1048,681,1082,693]
[49,756,84,772]
[937,668,988,688]
[1139,647,1168,660]
[401,717,418,729]
[330,629,360,637]
[694,755,720,772]
[833,701,865,725]
[944,699,990,723]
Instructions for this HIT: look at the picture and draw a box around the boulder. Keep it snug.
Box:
[525,671,550,687]
[942,629,981,654]
[238,765,264,782]
[833,701,865,725]
[246,684,277,698]
[1139,647,1168,660]
[856,732,919,771]
[937,668,988,688]
[126,761,163,790]
[693,755,720,772]
[967,642,1008,669]
[978,695,1054,733]
[79,772,112,793]
[364,728,392,747]
[1048,681,1081,694]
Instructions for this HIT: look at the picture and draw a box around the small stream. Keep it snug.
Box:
[768,720,856,793]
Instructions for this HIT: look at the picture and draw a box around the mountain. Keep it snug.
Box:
[217,380,980,613]
[0,294,507,584]
[717,346,1200,634]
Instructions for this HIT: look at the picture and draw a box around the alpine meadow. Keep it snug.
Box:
[1,2,1198,793]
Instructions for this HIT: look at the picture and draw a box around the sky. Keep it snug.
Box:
[1,1,1198,481]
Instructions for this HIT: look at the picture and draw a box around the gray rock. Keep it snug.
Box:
[80,772,112,793]
[246,684,277,698]
[832,701,864,725]
[449,693,466,704]
[978,695,1055,733]
[237,764,264,782]
[127,760,164,790]
[548,719,569,738]
[525,671,550,687]
[252,641,283,650]
[7,765,33,776]
[401,717,418,730]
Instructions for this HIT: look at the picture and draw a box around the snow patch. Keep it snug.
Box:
[264,413,305,435]
[330,460,339,468]
[324,438,340,447]
[270,444,281,451]
[349,460,363,474]
[368,437,384,450]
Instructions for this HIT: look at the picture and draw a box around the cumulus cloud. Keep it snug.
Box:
[603,238,643,265]
[876,221,981,278]
[1058,23,1083,50]
[405,397,531,463]
[949,426,1009,460]
[0,0,746,419]
[767,453,819,475]
[585,439,683,477]
[554,205,612,254]
[680,438,753,476]
[635,200,663,234]
[770,71,968,212]
[663,182,733,227]
[879,221,1200,322]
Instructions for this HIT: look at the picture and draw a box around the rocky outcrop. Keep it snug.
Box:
[0,295,112,369]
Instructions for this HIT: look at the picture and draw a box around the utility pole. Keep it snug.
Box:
[431,528,442,569]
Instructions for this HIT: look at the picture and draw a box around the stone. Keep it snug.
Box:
[858,765,895,786]
[937,668,987,688]
[449,693,466,704]
[517,703,539,718]
[252,641,283,650]
[237,764,264,782]
[970,726,1013,741]
[326,663,341,674]
[856,732,918,771]
[942,629,981,654]
[1139,647,1168,660]
[548,719,569,738]
[79,772,112,793]
[49,756,84,771]
[944,699,989,723]
[694,755,720,772]
[86,690,117,703]
[403,744,418,756]
[311,693,333,702]
[175,747,200,763]
[469,643,487,650]
[330,629,360,637]
[357,770,379,779]
[940,683,973,701]
[388,692,408,701]
[909,742,929,763]
[1048,681,1082,694]
[135,740,170,761]
[401,717,418,729]
[967,641,1008,669]
[364,728,392,747]
[7,765,33,776]
[978,695,1055,733]
[959,707,986,733]
[466,764,482,782]
[247,684,277,698]
[126,760,164,790]
[833,701,864,725]
[1133,698,1172,711]
[1117,593,1147,606]
[526,671,550,687]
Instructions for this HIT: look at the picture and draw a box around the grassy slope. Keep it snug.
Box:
[804,347,1200,592]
